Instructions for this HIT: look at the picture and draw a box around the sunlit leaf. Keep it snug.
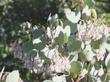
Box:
[80,69,88,77]
[6,70,20,82]
[63,25,71,37]
[64,33,68,43]
[52,75,66,82]
[64,8,81,23]
[55,31,69,44]
[0,66,5,80]
[105,53,110,66]
[103,43,110,52]
[33,38,41,44]
[69,52,78,61]
[47,27,52,39]
[90,8,97,20]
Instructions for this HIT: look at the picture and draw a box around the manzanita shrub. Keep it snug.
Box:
[1,0,110,82]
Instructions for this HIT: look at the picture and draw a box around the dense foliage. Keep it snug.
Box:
[0,0,110,82]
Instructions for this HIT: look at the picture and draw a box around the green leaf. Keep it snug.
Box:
[64,33,68,43]
[22,41,33,53]
[87,64,93,72]
[34,42,46,50]
[85,0,94,8]
[90,8,97,20]
[55,32,69,44]
[55,32,64,44]
[39,51,51,64]
[40,36,49,44]
[64,20,77,34]
[67,37,81,52]
[32,28,44,38]
[70,61,82,78]
[79,52,87,62]
[30,50,37,57]
[107,38,110,44]
[91,39,103,49]
[107,60,110,69]
[94,62,101,70]
[6,70,20,82]
[49,14,59,27]
[105,75,110,82]
[82,13,90,21]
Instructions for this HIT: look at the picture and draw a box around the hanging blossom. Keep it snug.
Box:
[42,47,71,73]
[77,21,110,44]
[48,48,71,73]
[33,55,45,73]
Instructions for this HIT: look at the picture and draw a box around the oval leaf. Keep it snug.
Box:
[22,41,33,53]
[91,39,103,49]
[67,37,81,52]
[70,61,82,78]
[34,42,46,50]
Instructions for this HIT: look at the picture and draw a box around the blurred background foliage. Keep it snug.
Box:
[95,0,110,26]
[0,0,109,25]
[0,0,110,81]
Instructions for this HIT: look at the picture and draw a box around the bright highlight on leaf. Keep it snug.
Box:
[82,5,91,16]
[105,53,110,66]
[91,8,97,20]
[52,75,66,82]
[6,70,20,82]
[64,8,81,23]
[0,66,5,80]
